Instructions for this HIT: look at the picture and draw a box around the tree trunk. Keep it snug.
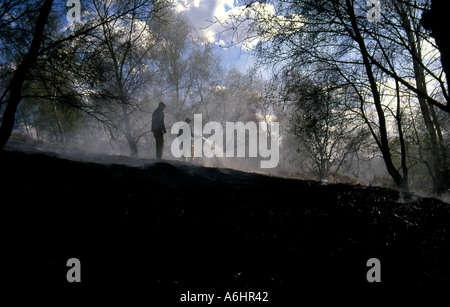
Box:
[346,0,406,190]
[0,0,54,150]
[121,100,138,157]
[127,137,138,158]
[397,1,449,194]
[395,80,409,190]
[421,0,450,107]
[52,88,66,144]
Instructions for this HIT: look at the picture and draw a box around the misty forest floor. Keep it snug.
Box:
[2,142,450,302]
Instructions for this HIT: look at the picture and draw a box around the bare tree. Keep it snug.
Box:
[283,70,368,181]
[0,0,54,149]
[0,0,172,151]
[78,0,164,157]
[151,12,223,126]
[388,0,448,193]
[222,0,448,192]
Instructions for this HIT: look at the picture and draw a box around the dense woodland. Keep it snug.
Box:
[0,0,449,197]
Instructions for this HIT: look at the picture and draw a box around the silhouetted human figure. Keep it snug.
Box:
[177,117,194,162]
[151,102,166,159]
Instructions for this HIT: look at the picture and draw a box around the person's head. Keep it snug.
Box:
[158,102,166,110]
[184,117,191,124]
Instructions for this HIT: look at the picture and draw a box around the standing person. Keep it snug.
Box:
[151,102,167,159]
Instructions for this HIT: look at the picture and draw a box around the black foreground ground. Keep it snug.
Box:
[2,143,450,302]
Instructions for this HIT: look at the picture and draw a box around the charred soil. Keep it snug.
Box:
[2,145,450,302]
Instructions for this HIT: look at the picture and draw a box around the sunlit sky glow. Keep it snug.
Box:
[175,0,255,70]
[174,0,305,71]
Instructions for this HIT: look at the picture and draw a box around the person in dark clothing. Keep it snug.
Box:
[151,102,167,159]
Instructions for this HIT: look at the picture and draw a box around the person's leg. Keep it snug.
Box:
[158,134,164,159]
[154,132,164,159]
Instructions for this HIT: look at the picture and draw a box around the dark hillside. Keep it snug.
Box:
[2,146,450,302]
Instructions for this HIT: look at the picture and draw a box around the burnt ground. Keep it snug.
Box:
[2,143,450,303]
